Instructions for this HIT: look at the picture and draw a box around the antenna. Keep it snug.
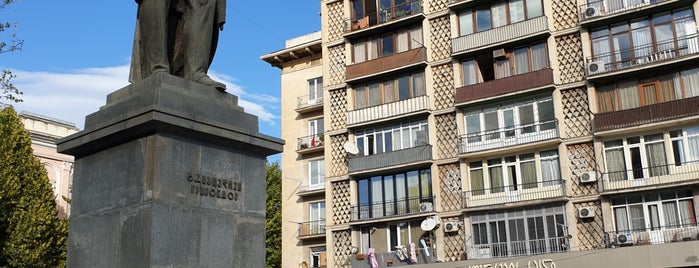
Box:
[420,216,440,231]
[343,142,359,155]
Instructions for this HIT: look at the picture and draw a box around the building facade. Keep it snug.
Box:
[20,112,79,218]
[265,0,699,266]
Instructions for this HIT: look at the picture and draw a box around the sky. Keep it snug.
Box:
[1,1,321,162]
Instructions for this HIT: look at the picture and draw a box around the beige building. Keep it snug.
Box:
[265,0,699,266]
[20,112,79,218]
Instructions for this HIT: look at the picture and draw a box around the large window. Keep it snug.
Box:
[604,134,669,181]
[309,159,325,189]
[356,169,432,220]
[464,95,554,144]
[308,77,323,104]
[597,66,699,113]
[471,204,566,258]
[355,119,428,156]
[352,26,423,64]
[461,42,548,86]
[354,72,425,109]
[612,189,696,233]
[670,126,699,165]
[457,0,543,36]
[309,202,326,236]
[468,150,561,195]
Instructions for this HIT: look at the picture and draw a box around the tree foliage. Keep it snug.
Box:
[265,161,282,268]
[0,107,67,267]
[1,0,23,105]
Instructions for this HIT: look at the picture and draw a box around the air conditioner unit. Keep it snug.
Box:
[616,233,634,246]
[444,222,460,233]
[578,207,595,219]
[419,202,433,213]
[584,6,601,19]
[492,48,507,59]
[587,61,605,75]
[580,171,596,183]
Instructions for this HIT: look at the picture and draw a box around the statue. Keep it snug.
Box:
[130,0,227,91]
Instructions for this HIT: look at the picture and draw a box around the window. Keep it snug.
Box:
[471,205,566,258]
[354,72,426,109]
[388,220,424,251]
[468,150,561,195]
[308,77,323,104]
[355,119,428,156]
[612,189,696,232]
[604,134,669,181]
[310,247,326,268]
[352,25,423,64]
[309,159,325,189]
[457,0,544,36]
[464,95,554,144]
[309,202,326,238]
[460,42,548,86]
[670,126,699,165]
[356,169,432,220]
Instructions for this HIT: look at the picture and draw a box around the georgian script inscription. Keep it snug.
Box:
[187,172,242,201]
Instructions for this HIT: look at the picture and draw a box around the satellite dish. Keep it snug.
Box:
[343,142,359,155]
[421,218,437,231]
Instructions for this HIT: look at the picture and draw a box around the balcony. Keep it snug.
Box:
[298,220,326,239]
[605,223,699,248]
[296,95,323,113]
[347,95,430,127]
[297,179,325,196]
[458,120,559,154]
[348,145,432,174]
[462,180,566,209]
[586,34,699,79]
[297,134,324,155]
[594,96,699,132]
[600,161,699,193]
[350,196,434,222]
[455,68,554,104]
[452,16,549,56]
[579,0,682,26]
[351,248,436,267]
[467,237,567,259]
[346,47,426,81]
[345,0,423,35]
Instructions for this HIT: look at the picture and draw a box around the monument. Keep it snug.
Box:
[57,1,283,267]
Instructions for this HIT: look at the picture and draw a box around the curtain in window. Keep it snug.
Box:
[470,165,485,195]
[531,43,547,71]
[687,127,699,161]
[629,205,645,230]
[514,48,530,75]
[462,60,478,86]
[675,16,697,52]
[618,81,640,109]
[354,42,367,63]
[518,105,535,133]
[598,85,617,112]
[383,81,395,103]
[632,26,652,60]
[678,200,695,225]
[412,72,425,96]
[614,207,629,231]
[489,165,504,193]
[495,59,511,79]
[605,148,627,181]
[356,87,367,108]
[410,27,423,48]
[681,67,699,97]
[663,201,679,228]
[492,2,507,28]
[397,30,409,53]
[526,0,543,18]
[368,83,380,106]
[459,12,474,36]
[521,158,537,189]
[592,36,611,64]
[654,24,674,53]
[541,151,561,186]
[368,39,379,60]
[659,74,677,102]
[509,0,524,23]
[642,83,658,105]
[371,177,383,218]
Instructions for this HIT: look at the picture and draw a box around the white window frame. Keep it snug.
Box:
[355,120,428,156]
[603,133,668,181]
[308,77,323,105]
[308,159,325,189]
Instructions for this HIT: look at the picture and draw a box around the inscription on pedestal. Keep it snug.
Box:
[187,172,243,201]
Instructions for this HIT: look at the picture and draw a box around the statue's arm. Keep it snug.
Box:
[216,0,226,30]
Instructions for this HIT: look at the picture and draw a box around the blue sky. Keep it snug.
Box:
[2,1,320,161]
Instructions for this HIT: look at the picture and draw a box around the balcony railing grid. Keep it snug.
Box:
[462,179,566,208]
[344,0,423,32]
[350,195,434,222]
[579,0,671,22]
[296,178,326,195]
[297,134,324,151]
[601,160,699,192]
[348,144,432,173]
[468,237,567,259]
[605,222,699,247]
[458,120,558,154]
[297,220,326,238]
[351,248,436,268]
[297,95,323,110]
[594,96,699,131]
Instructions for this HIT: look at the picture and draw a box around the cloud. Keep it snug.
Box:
[5,65,279,129]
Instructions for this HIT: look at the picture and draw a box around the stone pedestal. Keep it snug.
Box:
[57,73,283,267]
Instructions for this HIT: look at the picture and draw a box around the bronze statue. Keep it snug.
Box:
[130,0,227,91]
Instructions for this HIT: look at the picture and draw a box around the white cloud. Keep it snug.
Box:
[6,65,279,130]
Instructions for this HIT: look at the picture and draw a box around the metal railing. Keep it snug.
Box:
[605,222,699,247]
[344,0,423,33]
[298,220,326,238]
[350,196,434,222]
[462,179,565,208]
[348,144,432,173]
[594,96,699,131]
[458,120,558,154]
[296,178,325,195]
[579,0,670,22]
[601,160,699,192]
[297,95,323,111]
[587,34,699,77]
[297,134,324,151]
[351,248,436,267]
[468,237,567,259]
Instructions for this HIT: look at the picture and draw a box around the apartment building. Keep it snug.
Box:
[265,0,699,266]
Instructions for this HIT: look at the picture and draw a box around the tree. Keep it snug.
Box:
[0,107,67,267]
[265,161,282,268]
[1,0,23,105]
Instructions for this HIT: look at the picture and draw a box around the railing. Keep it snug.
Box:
[468,237,567,259]
[297,95,323,111]
[587,34,699,77]
[594,96,699,132]
[346,47,426,80]
[297,178,325,195]
[455,68,554,104]
[348,145,432,173]
[448,0,471,5]
[297,134,324,151]
[351,248,436,268]
[347,95,429,126]
[298,220,326,238]
[579,0,670,22]
[462,180,565,208]
[605,223,699,248]
[345,0,423,33]
[458,120,558,154]
[600,160,699,192]
[452,16,548,55]
[350,196,434,222]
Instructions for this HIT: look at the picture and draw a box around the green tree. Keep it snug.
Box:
[1,0,23,105]
[0,107,67,267]
[265,161,282,268]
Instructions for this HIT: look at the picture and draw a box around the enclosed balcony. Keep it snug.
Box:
[452,16,549,56]
[350,195,434,222]
[594,96,699,132]
[462,180,565,209]
[579,0,686,26]
[351,248,436,267]
[600,161,699,193]
[458,120,559,154]
[297,220,326,239]
[296,95,323,114]
[348,145,432,174]
[345,0,423,35]
[586,34,699,79]
[346,47,426,81]
[297,134,324,155]
[455,68,554,104]
[347,95,429,127]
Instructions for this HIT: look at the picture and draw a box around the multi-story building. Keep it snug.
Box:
[266,0,699,266]
[19,111,79,218]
